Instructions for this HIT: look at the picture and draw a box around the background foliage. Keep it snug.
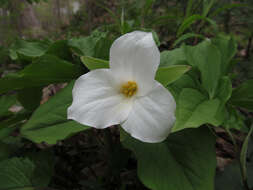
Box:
[0,0,253,190]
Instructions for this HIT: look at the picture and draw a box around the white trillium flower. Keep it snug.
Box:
[67,31,176,143]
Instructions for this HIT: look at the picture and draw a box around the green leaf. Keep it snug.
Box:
[202,0,216,17]
[17,87,42,111]
[122,127,216,190]
[0,111,30,139]
[0,55,83,93]
[81,56,109,70]
[0,137,23,162]
[68,30,111,59]
[216,77,232,104]
[155,65,191,86]
[185,0,194,18]
[160,48,186,67]
[213,77,233,125]
[184,40,222,98]
[224,107,248,132]
[69,36,97,56]
[10,39,50,59]
[167,74,198,100]
[0,157,35,190]
[46,40,72,61]
[212,35,237,74]
[229,80,253,111]
[28,151,54,187]
[0,95,16,117]
[173,88,221,132]
[177,14,217,37]
[173,33,205,47]
[0,154,53,189]
[21,81,89,144]
[0,142,11,161]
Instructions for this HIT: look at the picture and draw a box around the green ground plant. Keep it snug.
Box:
[0,0,253,189]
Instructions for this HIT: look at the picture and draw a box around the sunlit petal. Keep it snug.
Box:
[121,81,176,143]
[68,69,133,128]
[110,31,160,96]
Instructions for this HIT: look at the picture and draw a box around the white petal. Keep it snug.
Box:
[68,69,133,128]
[121,82,176,143]
[110,31,160,96]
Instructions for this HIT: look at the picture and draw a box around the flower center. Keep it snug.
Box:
[120,81,138,97]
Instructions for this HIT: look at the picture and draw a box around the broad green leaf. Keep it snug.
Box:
[0,157,35,189]
[0,95,16,117]
[196,41,222,98]
[177,14,217,37]
[21,81,89,144]
[216,77,232,104]
[81,56,109,70]
[167,74,198,99]
[229,80,253,111]
[213,77,233,125]
[46,40,72,61]
[0,55,83,93]
[94,33,113,60]
[123,127,216,190]
[184,40,222,98]
[0,111,30,139]
[173,33,205,47]
[182,44,196,66]
[9,49,18,60]
[160,48,186,67]
[17,87,42,111]
[0,137,23,162]
[173,88,221,132]
[28,151,54,187]
[10,39,50,59]
[68,30,111,59]
[0,142,10,161]
[212,35,237,74]
[155,65,191,86]
[224,107,248,132]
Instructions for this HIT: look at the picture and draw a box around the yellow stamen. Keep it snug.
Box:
[120,81,138,97]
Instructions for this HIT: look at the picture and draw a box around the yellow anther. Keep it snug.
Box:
[120,81,138,97]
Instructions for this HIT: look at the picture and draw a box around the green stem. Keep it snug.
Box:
[225,128,239,153]
[226,128,250,190]
[240,125,253,190]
